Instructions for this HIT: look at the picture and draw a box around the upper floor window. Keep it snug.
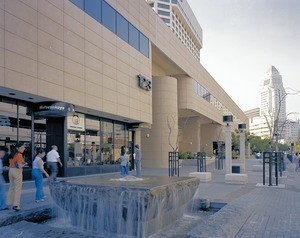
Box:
[117,13,129,42]
[129,24,139,51]
[85,0,102,22]
[69,0,149,58]
[102,1,116,33]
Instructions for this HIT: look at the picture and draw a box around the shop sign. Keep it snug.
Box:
[30,102,74,118]
[137,74,151,91]
[67,113,85,131]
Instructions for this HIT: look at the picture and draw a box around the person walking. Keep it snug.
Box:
[46,145,62,182]
[6,142,25,211]
[293,152,299,172]
[32,148,49,203]
[119,146,129,176]
[134,144,141,177]
[0,147,8,210]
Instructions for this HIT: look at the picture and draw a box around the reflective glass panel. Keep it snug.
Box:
[70,0,85,10]
[129,23,139,51]
[85,0,102,23]
[101,120,114,164]
[116,13,129,43]
[139,32,149,57]
[102,1,116,33]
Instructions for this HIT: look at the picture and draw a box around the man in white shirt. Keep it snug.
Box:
[46,145,63,181]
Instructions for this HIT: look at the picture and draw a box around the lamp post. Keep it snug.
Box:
[223,115,233,174]
[238,124,246,173]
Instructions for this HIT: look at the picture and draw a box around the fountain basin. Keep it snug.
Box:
[49,174,199,237]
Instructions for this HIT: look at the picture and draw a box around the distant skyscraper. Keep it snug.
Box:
[260,66,286,139]
[260,66,286,121]
[247,66,299,143]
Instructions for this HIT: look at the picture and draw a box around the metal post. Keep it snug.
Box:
[275,153,278,186]
[225,124,232,174]
[239,129,246,173]
[169,151,179,176]
[263,152,266,185]
[269,152,272,186]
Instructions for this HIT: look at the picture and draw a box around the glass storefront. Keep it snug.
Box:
[0,98,131,179]
[67,114,130,168]
[0,100,46,168]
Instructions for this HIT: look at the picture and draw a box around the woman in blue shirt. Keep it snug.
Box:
[32,148,49,202]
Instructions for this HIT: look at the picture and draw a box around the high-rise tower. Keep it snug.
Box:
[260,66,286,138]
[260,66,286,120]
[146,0,203,61]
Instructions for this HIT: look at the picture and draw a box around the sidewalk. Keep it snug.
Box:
[0,158,299,237]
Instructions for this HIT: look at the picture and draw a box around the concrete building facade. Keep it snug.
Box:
[0,0,247,178]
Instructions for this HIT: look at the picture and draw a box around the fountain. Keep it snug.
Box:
[49,174,200,237]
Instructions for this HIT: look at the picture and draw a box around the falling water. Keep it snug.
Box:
[49,175,199,238]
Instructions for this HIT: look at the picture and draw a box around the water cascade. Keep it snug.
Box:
[49,174,200,237]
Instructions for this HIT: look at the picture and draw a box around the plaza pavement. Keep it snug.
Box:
[0,158,299,237]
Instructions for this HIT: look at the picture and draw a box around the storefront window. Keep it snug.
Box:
[67,131,83,167]
[113,123,125,161]
[67,114,129,167]
[84,117,100,166]
[0,101,46,168]
[67,113,86,167]
[101,120,113,164]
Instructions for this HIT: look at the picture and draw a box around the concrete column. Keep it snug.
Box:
[225,124,232,174]
[239,130,245,173]
[142,76,178,168]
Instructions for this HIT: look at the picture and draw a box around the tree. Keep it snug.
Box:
[167,112,179,152]
[262,88,300,151]
[167,113,190,152]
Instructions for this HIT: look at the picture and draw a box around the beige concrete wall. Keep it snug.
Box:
[177,75,224,125]
[179,117,201,153]
[0,0,248,169]
[112,0,248,127]
[0,0,152,124]
[1,0,247,127]
[200,123,225,156]
[142,76,178,168]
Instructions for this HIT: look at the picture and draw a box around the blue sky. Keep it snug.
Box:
[188,0,300,119]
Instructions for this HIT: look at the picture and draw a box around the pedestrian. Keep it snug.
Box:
[293,152,299,172]
[0,147,8,210]
[46,145,63,182]
[32,148,49,203]
[6,142,25,211]
[134,144,141,177]
[119,146,129,176]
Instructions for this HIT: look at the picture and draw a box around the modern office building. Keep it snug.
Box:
[246,66,299,143]
[0,0,247,179]
[146,0,202,61]
[245,107,270,138]
[260,66,286,123]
